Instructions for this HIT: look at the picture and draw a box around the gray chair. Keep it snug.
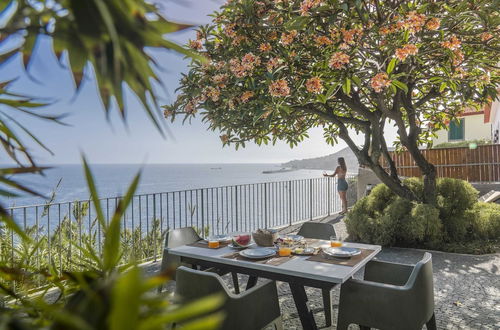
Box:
[175,266,283,330]
[297,221,337,240]
[157,227,239,294]
[337,252,436,330]
[297,222,337,327]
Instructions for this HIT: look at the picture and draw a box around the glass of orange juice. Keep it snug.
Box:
[278,246,292,257]
[208,237,220,249]
[330,235,343,247]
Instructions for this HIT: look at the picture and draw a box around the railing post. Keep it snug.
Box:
[264,183,268,229]
[327,177,331,216]
[201,189,205,237]
[309,179,313,220]
[235,186,239,231]
[288,181,292,226]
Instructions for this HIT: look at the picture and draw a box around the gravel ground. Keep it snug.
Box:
[150,215,500,329]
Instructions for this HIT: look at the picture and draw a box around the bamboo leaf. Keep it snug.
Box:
[82,157,106,230]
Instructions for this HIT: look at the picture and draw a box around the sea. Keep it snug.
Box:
[7,163,326,208]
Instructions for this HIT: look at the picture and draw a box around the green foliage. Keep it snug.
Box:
[472,202,500,239]
[0,162,223,329]
[167,0,499,203]
[0,0,197,238]
[436,178,478,240]
[432,139,492,149]
[346,178,499,253]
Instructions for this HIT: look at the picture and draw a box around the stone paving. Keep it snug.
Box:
[151,215,500,329]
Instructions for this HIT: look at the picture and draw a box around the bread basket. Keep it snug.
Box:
[252,229,278,247]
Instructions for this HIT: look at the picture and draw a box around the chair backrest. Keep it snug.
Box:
[175,266,229,302]
[161,227,202,275]
[405,252,434,322]
[297,222,336,240]
[165,227,202,249]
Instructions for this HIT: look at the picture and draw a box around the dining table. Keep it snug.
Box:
[168,239,381,329]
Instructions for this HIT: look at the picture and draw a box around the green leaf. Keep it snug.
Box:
[316,94,327,104]
[391,80,408,93]
[110,266,141,330]
[342,78,351,95]
[387,58,397,74]
[82,156,106,229]
[138,294,225,329]
[103,171,141,271]
[439,82,447,92]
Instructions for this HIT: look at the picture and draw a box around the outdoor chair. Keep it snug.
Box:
[297,222,337,327]
[337,252,436,330]
[157,227,239,294]
[175,266,283,330]
[297,221,337,240]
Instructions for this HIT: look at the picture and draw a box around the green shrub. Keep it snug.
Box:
[432,139,491,149]
[399,203,442,244]
[346,177,499,253]
[472,202,500,239]
[436,178,478,241]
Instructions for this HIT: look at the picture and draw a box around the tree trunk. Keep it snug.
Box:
[422,164,437,205]
[404,142,438,205]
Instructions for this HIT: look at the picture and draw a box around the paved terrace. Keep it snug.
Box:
[148,215,500,329]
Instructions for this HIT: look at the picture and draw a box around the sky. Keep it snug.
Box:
[1,0,398,165]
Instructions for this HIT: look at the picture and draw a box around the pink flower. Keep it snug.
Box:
[267,57,282,72]
[205,87,220,102]
[481,32,493,42]
[328,52,350,69]
[241,52,261,70]
[395,44,418,61]
[240,91,255,103]
[314,35,333,46]
[426,17,440,31]
[370,72,391,93]
[281,30,298,46]
[452,50,464,66]
[441,35,461,50]
[259,43,272,52]
[269,79,290,97]
[305,77,323,94]
[399,11,426,34]
[299,0,322,16]
[341,28,363,45]
[188,39,202,50]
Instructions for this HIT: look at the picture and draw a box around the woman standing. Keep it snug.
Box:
[323,157,348,214]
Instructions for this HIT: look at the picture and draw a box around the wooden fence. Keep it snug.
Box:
[385,144,500,183]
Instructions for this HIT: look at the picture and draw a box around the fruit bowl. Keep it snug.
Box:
[230,233,253,249]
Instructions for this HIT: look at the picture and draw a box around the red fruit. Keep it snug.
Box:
[235,234,251,246]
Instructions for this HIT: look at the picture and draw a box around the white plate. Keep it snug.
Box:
[283,234,304,241]
[323,247,361,258]
[239,248,276,259]
[228,242,255,250]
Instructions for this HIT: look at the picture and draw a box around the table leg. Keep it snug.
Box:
[289,283,318,330]
[231,272,240,294]
[246,276,258,290]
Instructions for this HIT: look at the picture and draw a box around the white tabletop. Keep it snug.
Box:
[169,240,381,284]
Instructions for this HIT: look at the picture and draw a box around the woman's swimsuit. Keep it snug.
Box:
[337,177,348,192]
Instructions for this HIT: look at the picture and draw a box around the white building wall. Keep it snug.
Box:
[490,99,500,143]
[432,114,491,145]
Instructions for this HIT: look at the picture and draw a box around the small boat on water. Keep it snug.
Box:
[262,167,296,174]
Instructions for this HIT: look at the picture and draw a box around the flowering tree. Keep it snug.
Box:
[166,0,499,204]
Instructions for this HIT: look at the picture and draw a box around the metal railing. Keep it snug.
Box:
[3,176,351,278]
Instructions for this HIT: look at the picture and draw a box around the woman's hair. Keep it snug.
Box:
[338,157,347,172]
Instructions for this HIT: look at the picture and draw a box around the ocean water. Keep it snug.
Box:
[8,163,326,207]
